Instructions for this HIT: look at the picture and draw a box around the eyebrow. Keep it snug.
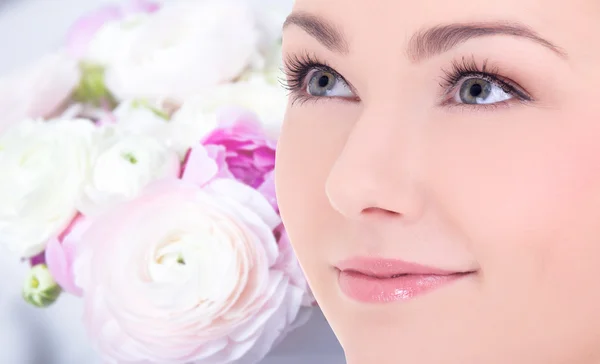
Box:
[409,22,567,61]
[283,12,349,54]
[282,13,567,61]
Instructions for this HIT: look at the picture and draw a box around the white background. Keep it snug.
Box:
[0,0,346,363]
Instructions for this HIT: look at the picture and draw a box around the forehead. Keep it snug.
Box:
[289,0,598,53]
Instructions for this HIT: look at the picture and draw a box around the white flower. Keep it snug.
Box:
[171,77,288,141]
[111,99,191,158]
[248,0,293,46]
[111,99,171,138]
[0,118,96,258]
[101,0,261,103]
[84,13,153,67]
[0,51,80,133]
[77,124,181,216]
[240,40,286,90]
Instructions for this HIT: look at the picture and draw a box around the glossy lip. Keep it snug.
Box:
[336,257,475,303]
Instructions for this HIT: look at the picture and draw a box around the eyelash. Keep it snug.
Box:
[439,56,533,110]
[281,52,533,109]
[280,52,355,106]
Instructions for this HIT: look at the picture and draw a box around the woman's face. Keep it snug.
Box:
[276,0,600,363]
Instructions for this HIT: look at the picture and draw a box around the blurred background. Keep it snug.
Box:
[0,0,345,363]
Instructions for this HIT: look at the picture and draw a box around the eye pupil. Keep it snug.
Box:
[318,75,330,88]
[469,83,483,97]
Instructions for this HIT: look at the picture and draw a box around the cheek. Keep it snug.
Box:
[430,106,600,303]
[274,103,354,276]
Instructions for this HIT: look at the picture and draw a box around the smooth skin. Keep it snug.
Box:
[275,0,600,363]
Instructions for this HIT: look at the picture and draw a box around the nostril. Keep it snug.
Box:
[361,207,401,217]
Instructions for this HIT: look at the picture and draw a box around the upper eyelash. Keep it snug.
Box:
[439,56,532,102]
[280,52,315,92]
[280,52,332,91]
[439,56,498,89]
[279,52,352,105]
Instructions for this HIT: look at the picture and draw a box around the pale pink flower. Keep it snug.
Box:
[44,214,91,296]
[72,177,309,363]
[273,226,315,306]
[0,51,79,134]
[181,144,233,186]
[181,111,310,304]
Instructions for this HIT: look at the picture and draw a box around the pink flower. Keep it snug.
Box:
[44,215,91,296]
[0,51,79,133]
[186,108,277,206]
[66,0,160,59]
[181,144,234,186]
[72,178,310,363]
[258,171,278,213]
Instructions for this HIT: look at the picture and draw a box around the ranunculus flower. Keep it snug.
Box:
[72,177,309,363]
[171,77,287,140]
[239,0,289,89]
[0,51,80,134]
[180,108,277,208]
[247,0,292,51]
[45,214,90,296]
[273,226,315,307]
[66,0,160,59]
[102,0,261,103]
[257,171,277,214]
[201,108,277,190]
[181,144,233,187]
[76,124,180,216]
[0,118,96,258]
[111,99,192,158]
[82,12,152,68]
[239,42,285,88]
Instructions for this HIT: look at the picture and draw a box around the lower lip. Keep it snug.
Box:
[338,270,470,303]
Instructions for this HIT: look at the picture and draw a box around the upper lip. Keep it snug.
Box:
[336,257,471,278]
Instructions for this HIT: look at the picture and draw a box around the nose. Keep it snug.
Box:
[325,103,425,222]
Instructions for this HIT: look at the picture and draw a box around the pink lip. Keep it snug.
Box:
[336,257,473,303]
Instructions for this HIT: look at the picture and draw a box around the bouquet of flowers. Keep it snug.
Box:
[0,0,315,363]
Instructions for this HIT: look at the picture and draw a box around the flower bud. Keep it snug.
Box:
[22,264,62,308]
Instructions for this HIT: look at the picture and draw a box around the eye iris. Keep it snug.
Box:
[459,78,492,104]
[307,71,335,96]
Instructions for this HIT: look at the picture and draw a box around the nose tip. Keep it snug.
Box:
[325,166,424,222]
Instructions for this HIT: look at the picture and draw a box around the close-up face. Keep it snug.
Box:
[275,0,600,363]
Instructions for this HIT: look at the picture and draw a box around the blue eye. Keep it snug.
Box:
[306,69,354,98]
[439,56,533,108]
[455,77,513,105]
